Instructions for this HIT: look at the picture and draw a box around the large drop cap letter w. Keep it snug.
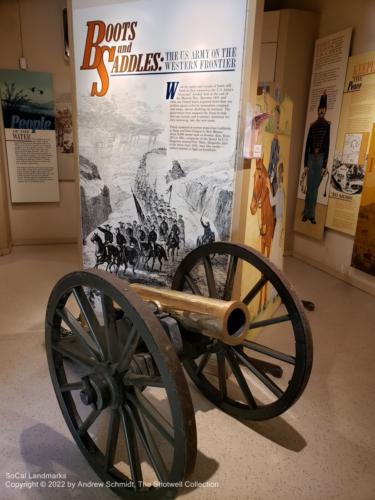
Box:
[166,81,180,100]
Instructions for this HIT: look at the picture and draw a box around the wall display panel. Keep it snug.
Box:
[242,85,293,322]
[55,91,75,180]
[294,29,351,240]
[0,69,60,203]
[351,123,375,276]
[326,51,375,235]
[72,0,249,287]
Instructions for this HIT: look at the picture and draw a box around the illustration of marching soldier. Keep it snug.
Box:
[301,91,330,224]
[177,215,185,247]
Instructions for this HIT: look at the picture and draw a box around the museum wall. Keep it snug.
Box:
[0,0,79,245]
[283,0,375,295]
[270,9,319,254]
[0,134,11,254]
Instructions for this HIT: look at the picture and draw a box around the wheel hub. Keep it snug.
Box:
[80,365,123,410]
[207,340,227,354]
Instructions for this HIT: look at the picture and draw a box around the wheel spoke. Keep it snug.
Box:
[216,352,227,400]
[243,340,295,365]
[123,374,164,388]
[101,293,120,363]
[105,409,120,471]
[225,350,257,409]
[57,307,100,359]
[126,403,168,482]
[249,314,291,330]
[242,275,268,305]
[202,256,218,298]
[232,348,284,398]
[120,406,142,486]
[78,408,102,436]
[117,325,140,373]
[72,287,105,359]
[223,255,238,300]
[60,381,84,393]
[173,243,312,420]
[184,273,202,295]
[196,352,211,375]
[127,391,174,446]
[52,342,96,369]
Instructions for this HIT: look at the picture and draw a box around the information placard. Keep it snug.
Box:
[293,29,351,240]
[351,123,375,276]
[72,0,249,286]
[325,51,375,235]
[0,70,59,203]
[242,85,293,320]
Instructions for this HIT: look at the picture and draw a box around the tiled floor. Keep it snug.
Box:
[0,244,374,499]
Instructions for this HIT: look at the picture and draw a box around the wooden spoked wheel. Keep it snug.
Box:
[46,270,196,499]
[172,242,313,421]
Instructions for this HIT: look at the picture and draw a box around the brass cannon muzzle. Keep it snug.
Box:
[130,284,250,346]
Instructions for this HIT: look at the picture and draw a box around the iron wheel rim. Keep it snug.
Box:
[172,242,313,421]
[46,269,196,498]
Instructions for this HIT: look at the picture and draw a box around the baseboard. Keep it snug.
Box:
[0,244,12,256]
[13,238,78,246]
[292,251,375,298]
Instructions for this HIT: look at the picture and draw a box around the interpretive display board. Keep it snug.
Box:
[326,51,375,235]
[351,123,375,276]
[243,85,293,321]
[72,0,249,286]
[55,92,75,180]
[294,29,351,240]
[0,70,59,203]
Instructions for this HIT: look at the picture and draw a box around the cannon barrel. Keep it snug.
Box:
[130,283,250,346]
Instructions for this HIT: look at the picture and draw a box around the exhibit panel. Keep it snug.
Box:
[72,0,250,287]
[351,123,375,276]
[293,28,351,240]
[325,51,375,236]
[242,85,293,322]
[0,70,60,203]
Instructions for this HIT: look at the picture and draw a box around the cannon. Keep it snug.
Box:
[45,242,312,498]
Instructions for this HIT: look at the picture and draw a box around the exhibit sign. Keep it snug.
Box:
[0,70,59,203]
[351,123,375,276]
[72,0,249,286]
[325,51,375,235]
[55,92,75,180]
[242,85,293,322]
[294,28,351,240]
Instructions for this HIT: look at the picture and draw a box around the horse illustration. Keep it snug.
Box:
[196,218,215,247]
[91,233,109,270]
[250,158,275,312]
[91,233,121,273]
[142,243,168,272]
[166,233,179,262]
[122,245,139,276]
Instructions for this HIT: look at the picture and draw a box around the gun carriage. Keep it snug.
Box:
[45,242,312,499]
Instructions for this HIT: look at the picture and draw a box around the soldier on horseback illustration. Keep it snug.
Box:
[98,224,113,244]
[115,227,126,247]
[159,217,169,243]
[148,225,158,251]
[197,216,215,246]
